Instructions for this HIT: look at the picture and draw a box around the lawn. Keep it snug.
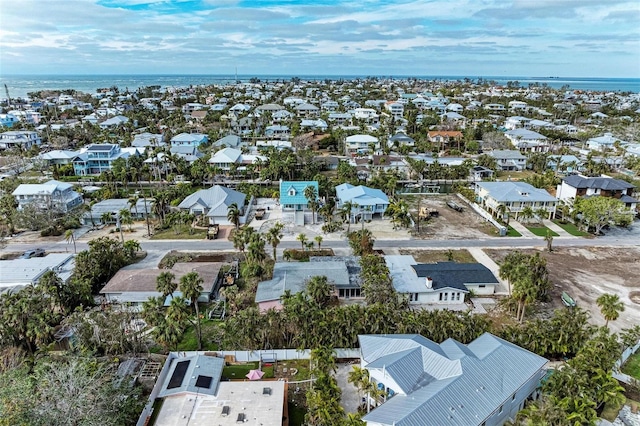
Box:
[221,362,275,380]
[400,249,476,264]
[506,226,522,237]
[552,220,591,237]
[176,319,223,351]
[622,350,640,380]
[525,225,559,237]
[151,225,207,240]
[601,397,640,422]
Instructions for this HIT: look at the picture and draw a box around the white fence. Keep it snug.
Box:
[456,193,507,235]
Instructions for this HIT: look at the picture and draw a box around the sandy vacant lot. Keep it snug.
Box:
[403,194,497,240]
[485,247,640,333]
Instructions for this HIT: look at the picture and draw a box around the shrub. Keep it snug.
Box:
[282,248,333,262]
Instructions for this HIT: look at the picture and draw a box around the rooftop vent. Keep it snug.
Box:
[221,406,230,416]
[263,387,272,396]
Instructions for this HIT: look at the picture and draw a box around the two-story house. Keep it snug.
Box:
[336,183,390,222]
[279,180,318,225]
[345,134,379,156]
[170,132,208,147]
[556,175,637,211]
[0,130,42,151]
[487,150,527,171]
[427,130,463,150]
[12,179,83,213]
[475,181,557,220]
[505,128,549,153]
[72,144,131,176]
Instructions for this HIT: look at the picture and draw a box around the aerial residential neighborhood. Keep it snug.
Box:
[1,75,640,426]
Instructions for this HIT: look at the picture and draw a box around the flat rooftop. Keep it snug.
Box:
[154,380,285,426]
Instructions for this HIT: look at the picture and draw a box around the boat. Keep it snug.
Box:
[561,291,576,307]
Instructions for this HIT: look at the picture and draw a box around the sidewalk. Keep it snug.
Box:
[509,221,537,238]
[468,247,510,295]
[542,219,574,238]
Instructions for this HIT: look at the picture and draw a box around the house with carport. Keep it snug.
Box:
[279,180,318,225]
[336,183,389,222]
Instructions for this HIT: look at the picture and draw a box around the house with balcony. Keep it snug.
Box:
[384,101,404,118]
[170,132,208,147]
[12,179,82,213]
[427,130,463,150]
[352,108,379,123]
[487,150,527,171]
[208,148,266,173]
[327,112,353,126]
[358,333,547,426]
[505,128,549,153]
[475,181,557,220]
[72,144,130,176]
[294,102,320,118]
[0,113,19,128]
[0,130,41,151]
[556,175,637,211]
[586,133,627,152]
[279,180,318,225]
[336,183,389,222]
[345,134,379,156]
[131,132,165,150]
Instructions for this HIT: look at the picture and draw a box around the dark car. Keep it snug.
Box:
[20,248,45,259]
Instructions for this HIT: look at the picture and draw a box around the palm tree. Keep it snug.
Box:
[265,222,284,259]
[341,201,354,232]
[227,202,240,230]
[296,233,308,250]
[64,229,77,253]
[180,272,204,350]
[119,208,133,231]
[304,185,318,224]
[596,293,625,328]
[100,212,113,226]
[156,271,177,298]
[314,235,323,249]
[544,230,553,252]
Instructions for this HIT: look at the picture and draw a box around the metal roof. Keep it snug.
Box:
[158,354,224,398]
[360,333,548,426]
[177,185,246,217]
[279,181,318,205]
[336,183,389,207]
[476,181,557,203]
[0,253,75,287]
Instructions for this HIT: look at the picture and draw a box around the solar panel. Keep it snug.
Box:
[195,375,213,389]
[167,360,190,389]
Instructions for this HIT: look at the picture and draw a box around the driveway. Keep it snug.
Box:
[334,362,362,414]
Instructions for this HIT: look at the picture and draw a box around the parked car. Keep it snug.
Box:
[20,248,45,259]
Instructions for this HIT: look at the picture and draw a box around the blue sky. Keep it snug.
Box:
[1,0,639,77]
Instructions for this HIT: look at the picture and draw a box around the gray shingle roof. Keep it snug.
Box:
[563,175,635,191]
[411,262,499,291]
[360,333,548,426]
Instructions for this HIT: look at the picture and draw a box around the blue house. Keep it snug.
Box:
[72,144,131,176]
[280,180,318,225]
[170,132,208,147]
[336,183,389,222]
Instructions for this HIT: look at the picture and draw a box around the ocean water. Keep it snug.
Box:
[1,74,639,99]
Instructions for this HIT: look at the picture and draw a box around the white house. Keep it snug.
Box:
[504,128,549,152]
[385,255,498,304]
[0,130,41,151]
[359,333,547,426]
[556,175,637,211]
[170,132,208,147]
[586,133,626,152]
[487,150,527,171]
[336,183,390,221]
[12,179,83,213]
[0,253,76,294]
[475,181,557,220]
[345,134,379,155]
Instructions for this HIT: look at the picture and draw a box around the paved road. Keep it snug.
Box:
[2,232,638,257]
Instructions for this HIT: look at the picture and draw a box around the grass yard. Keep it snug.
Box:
[399,249,476,264]
[525,225,559,237]
[176,318,223,351]
[601,397,640,422]
[506,226,522,237]
[552,220,591,237]
[622,350,640,380]
[151,225,207,240]
[223,362,259,380]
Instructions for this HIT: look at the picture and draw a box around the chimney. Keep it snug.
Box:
[426,277,433,289]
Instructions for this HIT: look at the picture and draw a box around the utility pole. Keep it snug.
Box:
[3,84,11,109]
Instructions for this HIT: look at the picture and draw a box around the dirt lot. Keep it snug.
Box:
[402,194,498,239]
[485,247,640,333]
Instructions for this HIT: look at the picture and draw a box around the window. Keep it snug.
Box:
[456,293,460,301]
[439,293,443,301]
[479,284,486,288]
[512,393,516,401]
[288,189,296,196]
[499,405,503,414]
[444,293,448,301]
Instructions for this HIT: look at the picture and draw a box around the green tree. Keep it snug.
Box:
[360,254,396,305]
[314,235,323,249]
[265,222,284,259]
[180,272,204,350]
[297,233,308,250]
[305,276,333,308]
[348,229,374,256]
[156,271,177,298]
[573,196,634,234]
[596,293,625,328]
[305,185,319,225]
[64,229,77,253]
[227,202,241,230]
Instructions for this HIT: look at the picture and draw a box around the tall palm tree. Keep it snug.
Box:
[180,272,204,350]
[304,185,318,224]
[64,229,76,254]
[341,201,354,232]
[596,293,625,328]
[156,271,177,299]
[265,222,284,259]
[227,202,240,230]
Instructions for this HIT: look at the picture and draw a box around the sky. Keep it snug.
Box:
[1,0,639,78]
